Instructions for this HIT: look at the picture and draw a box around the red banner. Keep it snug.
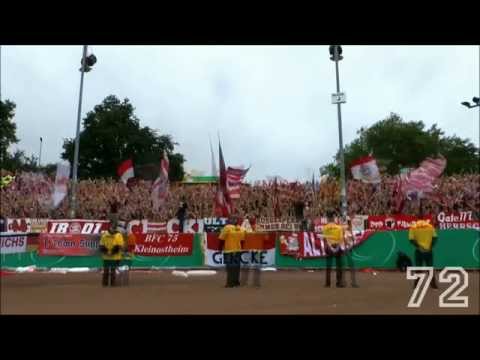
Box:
[279,231,374,259]
[134,233,193,256]
[47,219,110,234]
[367,214,433,231]
[38,233,100,256]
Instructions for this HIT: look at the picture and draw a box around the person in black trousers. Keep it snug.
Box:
[176,201,188,233]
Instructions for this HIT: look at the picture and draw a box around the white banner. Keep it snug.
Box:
[6,218,48,233]
[205,249,276,267]
[0,232,28,254]
[52,162,70,208]
[167,218,204,233]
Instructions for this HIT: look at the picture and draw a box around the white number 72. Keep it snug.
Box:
[406,267,468,308]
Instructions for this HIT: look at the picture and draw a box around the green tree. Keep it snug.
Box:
[61,95,185,181]
[0,100,19,167]
[1,149,38,172]
[321,113,479,178]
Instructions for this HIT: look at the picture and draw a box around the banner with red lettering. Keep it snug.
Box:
[367,214,433,231]
[47,219,110,234]
[205,232,276,267]
[134,233,194,256]
[436,211,479,230]
[38,233,100,256]
[1,232,28,254]
[279,230,374,259]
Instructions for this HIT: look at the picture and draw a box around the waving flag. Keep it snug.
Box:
[151,152,169,211]
[402,156,447,197]
[209,135,218,177]
[214,141,232,217]
[226,166,249,199]
[117,159,134,184]
[350,155,381,184]
[52,162,70,208]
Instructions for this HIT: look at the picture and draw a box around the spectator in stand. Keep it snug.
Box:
[1,171,479,221]
[176,201,188,233]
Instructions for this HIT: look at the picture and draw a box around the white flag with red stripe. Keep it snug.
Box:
[117,159,135,184]
[226,166,249,199]
[151,153,169,211]
[350,155,381,184]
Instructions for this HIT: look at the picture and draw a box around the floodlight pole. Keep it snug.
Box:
[69,45,88,219]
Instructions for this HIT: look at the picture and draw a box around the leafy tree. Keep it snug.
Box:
[61,95,185,181]
[2,149,38,172]
[321,113,479,178]
[0,100,19,167]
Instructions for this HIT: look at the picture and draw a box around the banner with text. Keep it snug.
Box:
[1,232,28,254]
[167,219,204,233]
[47,219,110,234]
[134,233,194,256]
[256,221,300,232]
[203,217,228,233]
[205,232,276,267]
[367,214,433,231]
[7,218,48,233]
[38,233,100,256]
[279,230,374,259]
[436,211,479,230]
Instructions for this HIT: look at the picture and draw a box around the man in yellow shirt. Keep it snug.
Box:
[99,219,125,287]
[408,214,438,289]
[323,211,345,288]
[218,216,246,288]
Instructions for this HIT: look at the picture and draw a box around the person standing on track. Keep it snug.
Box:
[342,217,359,288]
[99,219,125,287]
[218,215,246,288]
[119,220,137,286]
[323,211,345,288]
[408,212,439,289]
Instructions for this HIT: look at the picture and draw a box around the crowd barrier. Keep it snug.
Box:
[1,230,478,270]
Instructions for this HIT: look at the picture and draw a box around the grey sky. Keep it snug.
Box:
[1,45,479,181]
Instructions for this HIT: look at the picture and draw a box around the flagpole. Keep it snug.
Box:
[38,137,43,168]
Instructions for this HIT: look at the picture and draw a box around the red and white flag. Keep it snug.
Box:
[402,156,446,196]
[350,155,381,184]
[117,159,135,184]
[151,152,169,211]
[214,141,232,217]
[52,162,70,208]
[226,166,249,199]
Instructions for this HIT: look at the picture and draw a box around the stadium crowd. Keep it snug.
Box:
[1,171,479,221]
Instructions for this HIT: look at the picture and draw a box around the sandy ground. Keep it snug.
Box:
[1,270,478,315]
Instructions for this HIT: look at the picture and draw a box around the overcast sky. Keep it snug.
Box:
[1,45,479,181]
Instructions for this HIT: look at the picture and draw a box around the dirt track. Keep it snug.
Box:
[1,270,479,315]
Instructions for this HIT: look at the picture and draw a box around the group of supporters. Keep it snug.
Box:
[1,171,479,222]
